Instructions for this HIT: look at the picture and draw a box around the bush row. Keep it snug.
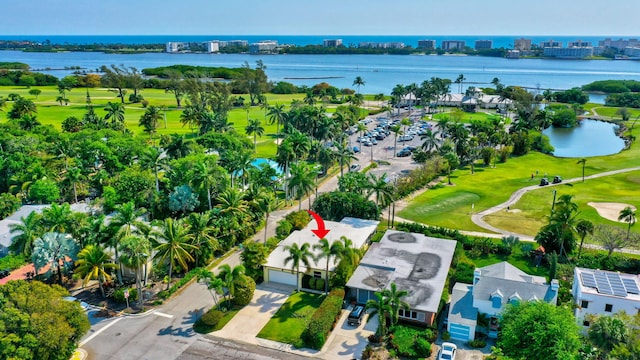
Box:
[388,325,432,358]
[303,288,345,349]
[158,267,202,300]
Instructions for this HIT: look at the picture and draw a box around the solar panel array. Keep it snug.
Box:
[580,270,640,297]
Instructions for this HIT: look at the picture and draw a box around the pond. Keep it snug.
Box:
[542,119,625,158]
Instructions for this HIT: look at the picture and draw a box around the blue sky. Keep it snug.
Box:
[1,0,638,36]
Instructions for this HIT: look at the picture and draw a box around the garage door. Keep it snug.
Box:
[449,323,472,341]
[268,269,297,286]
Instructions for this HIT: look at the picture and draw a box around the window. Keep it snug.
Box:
[583,320,590,327]
[581,300,589,309]
[313,271,322,278]
[398,309,419,320]
[605,304,613,312]
[491,295,502,309]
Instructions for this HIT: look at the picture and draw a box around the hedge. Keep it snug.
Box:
[389,325,432,358]
[113,287,138,303]
[158,267,202,300]
[303,288,345,349]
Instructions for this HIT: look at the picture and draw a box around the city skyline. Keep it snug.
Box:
[1,0,639,36]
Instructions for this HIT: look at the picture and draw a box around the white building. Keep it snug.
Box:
[442,40,465,51]
[249,40,278,54]
[165,42,184,53]
[448,262,558,341]
[323,39,343,47]
[263,217,378,289]
[205,41,219,53]
[543,46,594,59]
[572,267,640,329]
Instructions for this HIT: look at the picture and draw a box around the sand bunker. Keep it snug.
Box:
[588,202,636,222]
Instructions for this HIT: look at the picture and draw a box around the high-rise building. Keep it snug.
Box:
[323,39,343,47]
[441,40,465,51]
[417,39,436,50]
[514,38,532,51]
[475,40,493,50]
[541,40,562,48]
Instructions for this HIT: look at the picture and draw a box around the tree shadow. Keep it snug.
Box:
[183,307,205,325]
[157,325,195,338]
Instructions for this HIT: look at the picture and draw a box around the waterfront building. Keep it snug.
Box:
[541,39,562,48]
[358,42,405,49]
[514,38,532,51]
[475,40,493,50]
[598,38,640,50]
[417,39,436,50]
[506,49,521,59]
[543,46,593,58]
[249,40,278,54]
[219,40,249,48]
[624,47,640,58]
[205,41,219,53]
[165,42,184,53]
[441,40,465,51]
[568,39,592,47]
[323,39,343,47]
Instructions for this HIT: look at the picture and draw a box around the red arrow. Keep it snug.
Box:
[306,210,330,239]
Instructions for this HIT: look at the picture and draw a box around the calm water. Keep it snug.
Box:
[543,119,625,158]
[2,50,639,96]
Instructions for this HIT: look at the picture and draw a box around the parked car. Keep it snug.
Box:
[347,305,366,326]
[350,164,361,172]
[437,342,457,360]
[353,146,360,153]
[553,176,562,184]
[540,178,549,186]
[397,149,412,157]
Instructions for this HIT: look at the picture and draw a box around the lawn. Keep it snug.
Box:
[399,122,640,235]
[484,170,640,238]
[257,291,324,348]
[193,306,241,334]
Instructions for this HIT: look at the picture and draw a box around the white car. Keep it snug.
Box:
[63,296,90,311]
[438,342,457,360]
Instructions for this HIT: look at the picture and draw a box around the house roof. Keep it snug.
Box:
[472,261,558,305]
[346,230,457,314]
[0,204,92,250]
[449,283,477,326]
[264,217,379,273]
[574,267,640,301]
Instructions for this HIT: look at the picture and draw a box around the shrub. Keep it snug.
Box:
[415,337,432,356]
[308,277,317,290]
[199,308,224,327]
[113,287,138,303]
[389,325,432,358]
[455,258,476,284]
[158,267,201,300]
[468,339,487,348]
[303,288,345,349]
[233,275,256,306]
[285,210,311,230]
[441,330,451,340]
[275,219,293,239]
[314,278,325,291]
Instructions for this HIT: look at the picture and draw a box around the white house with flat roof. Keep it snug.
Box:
[448,262,558,341]
[346,230,456,326]
[264,217,379,289]
[572,267,640,329]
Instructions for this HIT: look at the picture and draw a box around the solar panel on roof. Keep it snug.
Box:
[595,271,614,295]
[581,273,597,288]
[606,272,628,297]
[623,278,640,295]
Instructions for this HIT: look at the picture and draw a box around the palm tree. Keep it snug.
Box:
[42,203,73,233]
[338,236,360,267]
[196,268,225,309]
[103,102,125,130]
[65,167,83,203]
[366,291,391,337]
[255,194,280,243]
[618,206,637,242]
[391,84,406,115]
[390,125,402,157]
[139,105,162,139]
[420,128,440,153]
[455,73,466,94]
[216,188,249,219]
[288,161,316,210]
[576,219,594,259]
[313,239,344,294]
[32,232,79,285]
[190,159,219,211]
[9,211,43,257]
[367,173,393,208]
[153,218,196,290]
[577,158,587,182]
[284,242,313,291]
[164,134,191,159]
[76,245,117,298]
[267,103,287,141]
[334,140,356,177]
[382,282,410,327]
[186,212,218,267]
[139,146,167,193]
[110,202,148,283]
[245,118,265,151]
[119,235,151,306]
[353,76,366,95]
[287,130,311,164]
[216,264,245,304]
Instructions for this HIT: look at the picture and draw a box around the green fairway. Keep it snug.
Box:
[399,120,640,235]
[0,86,310,158]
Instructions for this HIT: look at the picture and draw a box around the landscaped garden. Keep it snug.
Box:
[257,291,325,348]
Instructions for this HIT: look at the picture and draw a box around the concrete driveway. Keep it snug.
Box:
[211,283,294,345]
[317,309,377,360]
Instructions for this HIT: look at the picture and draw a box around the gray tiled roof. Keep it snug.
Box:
[449,283,477,325]
[472,262,557,304]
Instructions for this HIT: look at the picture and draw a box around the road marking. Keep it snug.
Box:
[79,317,123,346]
[153,311,174,319]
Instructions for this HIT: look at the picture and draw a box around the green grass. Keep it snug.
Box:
[432,110,503,123]
[257,291,324,348]
[399,121,640,235]
[471,248,549,278]
[193,306,241,334]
